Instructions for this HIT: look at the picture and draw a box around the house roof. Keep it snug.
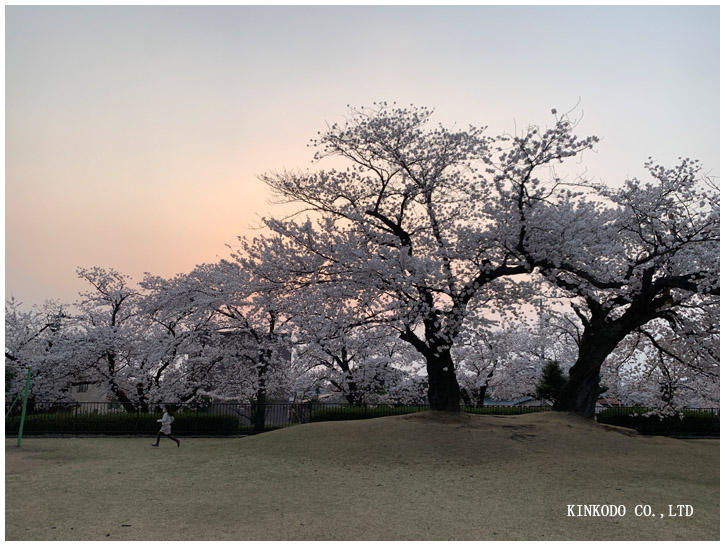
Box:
[596,397,623,407]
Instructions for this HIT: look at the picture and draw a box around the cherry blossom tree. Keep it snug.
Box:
[164,259,297,431]
[256,103,597,410]
[295,325,426,405]
[67,267,150,412]
[603,300,719,410]
[511,155,719,416]
[5,298,72,407]
[10,262,298,425]
[455,325,533,406]
[454,307,581,405]
[252,259,426,406]
[137,267,244,407]
[44,266,254,412]
[9,105,716,424]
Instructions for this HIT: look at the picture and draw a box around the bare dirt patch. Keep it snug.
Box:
[5,411,718,540]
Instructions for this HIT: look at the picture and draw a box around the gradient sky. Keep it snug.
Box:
[6,6,720,307]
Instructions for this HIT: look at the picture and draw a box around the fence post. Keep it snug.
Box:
[16,367,32,447]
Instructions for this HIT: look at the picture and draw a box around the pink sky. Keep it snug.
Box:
[5,6,719,306]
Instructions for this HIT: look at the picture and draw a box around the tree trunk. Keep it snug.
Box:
[476,385,487,408]
[553,359,602,418]
[136,382,149,413]
[554,327,624,418]
[105,352,140,413]
[108,382,138,414]
[426,351,461,411]
[460,388,472,407]
[253,388,266,433]
[339,358,363,406]
[253,347,271,433]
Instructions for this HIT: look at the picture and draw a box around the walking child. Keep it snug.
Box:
[151,405,180,447]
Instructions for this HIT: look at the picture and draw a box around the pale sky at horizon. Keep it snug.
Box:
[5,5,720,307]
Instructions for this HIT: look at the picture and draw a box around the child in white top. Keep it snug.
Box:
[151,405,180,447]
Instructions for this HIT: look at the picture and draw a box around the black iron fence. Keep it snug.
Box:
[594,406,720,417]
[4,401,550,434]
[4,401,719,435]
[595,406,720,436]
[5,402,315,435]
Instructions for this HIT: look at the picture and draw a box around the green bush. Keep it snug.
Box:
[309,405,427,422]
[464,405,551,415]
[596,407,720,436]
[6,411,240,435]
[308,404,554,422]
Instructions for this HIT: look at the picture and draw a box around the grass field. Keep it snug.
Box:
[5,411,719,540]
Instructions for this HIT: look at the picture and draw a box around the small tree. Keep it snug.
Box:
[535,361,567,402]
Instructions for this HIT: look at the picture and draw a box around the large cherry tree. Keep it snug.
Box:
[256,103,597,410]
[511,157,719,416]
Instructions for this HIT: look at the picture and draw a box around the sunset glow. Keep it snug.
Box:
[6,5,719,306]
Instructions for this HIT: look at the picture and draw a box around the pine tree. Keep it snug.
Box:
[536,361,567,401]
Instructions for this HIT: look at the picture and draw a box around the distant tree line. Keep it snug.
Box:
[6,104,719,419]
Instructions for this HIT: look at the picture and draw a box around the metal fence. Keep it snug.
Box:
[4,401,719,435]
[5,401,317,435]
[593,406,720,417]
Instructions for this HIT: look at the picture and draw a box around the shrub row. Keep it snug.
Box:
[6,412,240,435]
[596,408,720,436]
[9,405,716,436]
[309,405,427,422]
[308,404,552,421]
[464,405,551,415]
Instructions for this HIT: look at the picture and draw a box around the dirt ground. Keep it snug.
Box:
[5,411,719,540]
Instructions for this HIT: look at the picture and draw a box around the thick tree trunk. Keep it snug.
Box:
[426,351,461,411]
[460,388,472,407]
[554,327,625,418]
[553,359,602,418]
[550,270,676,418]
[476,385,487,408]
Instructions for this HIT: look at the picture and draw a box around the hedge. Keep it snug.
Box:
[5,412,240,435]
[309,405,427,422]
[308,404,555,422]
[596,408,720,436]
[463,405,551,415]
